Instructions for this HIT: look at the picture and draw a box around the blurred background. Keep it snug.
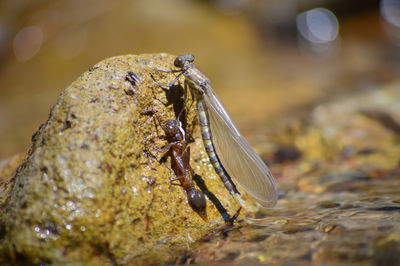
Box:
[0,0,399,160]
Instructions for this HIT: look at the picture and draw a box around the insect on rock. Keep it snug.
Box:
[153,54,278,210]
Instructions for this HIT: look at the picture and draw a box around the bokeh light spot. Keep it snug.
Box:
[13,26,43,62]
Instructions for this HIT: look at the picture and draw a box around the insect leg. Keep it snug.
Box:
[153,114,168,134]
[151,71,183,89]
[152,68,182,74]
[146,142,172,154]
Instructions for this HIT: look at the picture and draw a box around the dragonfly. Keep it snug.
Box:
[154,54,277,208]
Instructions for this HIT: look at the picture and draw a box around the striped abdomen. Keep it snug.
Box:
[196,98,239,196]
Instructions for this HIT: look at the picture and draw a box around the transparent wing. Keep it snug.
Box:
[203,87,277,208]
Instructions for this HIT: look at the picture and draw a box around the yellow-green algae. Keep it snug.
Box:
[0,154,25,208]
[0,54,240,264]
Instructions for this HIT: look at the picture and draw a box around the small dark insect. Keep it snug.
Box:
[126,71,141,86]
[154,118,207,221]
[152,116,239,223]
[125,71,141,95]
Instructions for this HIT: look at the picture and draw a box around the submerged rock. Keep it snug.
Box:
[0,54,240,264]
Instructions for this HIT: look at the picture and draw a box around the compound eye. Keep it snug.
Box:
[174,56,184,67]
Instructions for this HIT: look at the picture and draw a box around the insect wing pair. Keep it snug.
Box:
[202,84,277,208]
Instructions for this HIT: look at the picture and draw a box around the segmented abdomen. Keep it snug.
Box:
[196,99,239,196]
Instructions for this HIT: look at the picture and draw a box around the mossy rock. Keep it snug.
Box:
[0,54,239,265]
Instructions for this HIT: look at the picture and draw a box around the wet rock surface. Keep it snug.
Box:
[0,154,25,209]
[0,54,240,265]
[192,84,400,265]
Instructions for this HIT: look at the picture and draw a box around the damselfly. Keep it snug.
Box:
[155,54,277,208]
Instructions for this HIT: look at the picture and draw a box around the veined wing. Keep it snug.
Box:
[203,87,277,208]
